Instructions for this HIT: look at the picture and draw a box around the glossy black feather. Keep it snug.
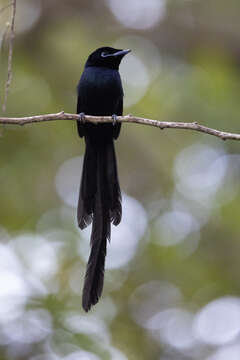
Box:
[77,47,129,311]
[77,138,96,228]
[82,146,110,311]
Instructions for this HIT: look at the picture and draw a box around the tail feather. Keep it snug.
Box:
[77,139,97,229]
[106,141,122,226]
[82,190,110,311]
[82,145,110,311]
[78,139,122,311]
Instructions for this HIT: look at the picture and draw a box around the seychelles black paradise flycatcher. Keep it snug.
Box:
[76,47,131,311]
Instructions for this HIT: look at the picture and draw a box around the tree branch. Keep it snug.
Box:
[0,111,239,141]
[2,0,16,112]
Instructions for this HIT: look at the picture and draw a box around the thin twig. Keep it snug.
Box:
[0,111,239,141]
[2,0,16,112]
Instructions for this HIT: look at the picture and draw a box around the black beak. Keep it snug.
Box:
[113,49,131,57]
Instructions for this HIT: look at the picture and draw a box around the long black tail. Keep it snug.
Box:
[78,139,121,312]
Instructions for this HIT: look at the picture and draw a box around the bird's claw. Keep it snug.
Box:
[79,112,86,124]
[112,114,118,126]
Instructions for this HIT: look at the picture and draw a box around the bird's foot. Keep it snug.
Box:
[112,114,118,126]
[79,112,86,124]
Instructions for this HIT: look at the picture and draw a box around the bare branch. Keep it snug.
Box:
[0,111,239,141]
[2,0,16,112]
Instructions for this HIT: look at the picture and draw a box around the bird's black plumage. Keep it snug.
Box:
[76,47,130,311]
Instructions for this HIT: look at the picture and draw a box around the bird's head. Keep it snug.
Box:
[85,47,131,70]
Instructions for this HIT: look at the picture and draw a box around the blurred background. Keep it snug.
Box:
[0,0,240,359]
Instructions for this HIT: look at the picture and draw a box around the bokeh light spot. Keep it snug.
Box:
[107,0,166,29]
[149,308,197,350]
[174,144,228,206]
[154,210,200,246]
[129,281,183,328]
[194,297,240,346]
[207,344,240,360]
[55,156,82,208]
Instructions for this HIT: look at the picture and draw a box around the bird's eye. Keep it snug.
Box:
[101,52,110,58]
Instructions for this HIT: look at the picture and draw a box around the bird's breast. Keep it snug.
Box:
[78,67,123,116]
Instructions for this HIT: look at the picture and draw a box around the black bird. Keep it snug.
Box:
[76,47,130,311]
